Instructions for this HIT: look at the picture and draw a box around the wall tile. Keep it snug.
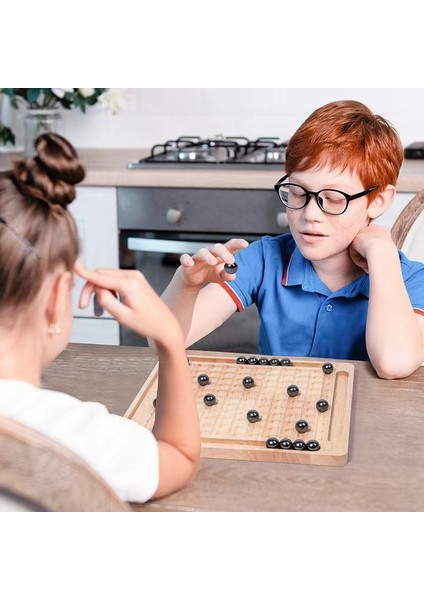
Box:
[6,88,424,151]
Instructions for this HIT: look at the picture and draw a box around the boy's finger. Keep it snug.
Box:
[180,253,195,267]
[224,238,249,255]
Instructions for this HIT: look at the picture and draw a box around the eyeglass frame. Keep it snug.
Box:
[274,174,379,216]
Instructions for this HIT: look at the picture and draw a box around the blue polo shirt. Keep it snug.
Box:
[220,234,424,360]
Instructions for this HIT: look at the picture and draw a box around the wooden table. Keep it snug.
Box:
[43,343,424,511]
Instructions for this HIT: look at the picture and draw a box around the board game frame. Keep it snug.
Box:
[125,352,355,466]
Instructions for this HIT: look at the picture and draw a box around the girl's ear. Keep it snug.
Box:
[45,271,73,326]
[367,185,396,220]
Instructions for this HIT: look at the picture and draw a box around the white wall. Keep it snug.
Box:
[5,88,424,151]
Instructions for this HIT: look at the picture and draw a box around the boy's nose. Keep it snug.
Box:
[302,195,324,220]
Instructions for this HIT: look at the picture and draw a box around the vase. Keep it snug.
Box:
[24,109,62,157]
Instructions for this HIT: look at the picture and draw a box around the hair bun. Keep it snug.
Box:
[12,133,85,209]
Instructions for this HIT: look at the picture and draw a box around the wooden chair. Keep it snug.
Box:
[391,190,424,257]
[0,415,130,512]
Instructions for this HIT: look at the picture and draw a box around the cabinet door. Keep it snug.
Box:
[69,186,119,345]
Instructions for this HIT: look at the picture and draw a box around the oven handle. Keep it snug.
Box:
[127,237,208,255]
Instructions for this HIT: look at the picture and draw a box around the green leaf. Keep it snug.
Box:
[0,124,15,146]
[26,89,42,105]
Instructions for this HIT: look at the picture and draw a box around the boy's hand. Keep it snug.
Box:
[178,238,249,287]
[349,224,396,273]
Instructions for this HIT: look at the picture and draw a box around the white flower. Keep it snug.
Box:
[51,88,73,99]
[98,88,127,115]
[78,88,95,98]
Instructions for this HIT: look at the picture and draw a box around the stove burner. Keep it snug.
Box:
[127,135,289,169]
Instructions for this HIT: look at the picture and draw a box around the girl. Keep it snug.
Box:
[0,133,200,504]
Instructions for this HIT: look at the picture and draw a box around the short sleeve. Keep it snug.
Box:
[220,237,268,310]
[400,252,424,314]
[0,385,159,504]
[50,398,160,504]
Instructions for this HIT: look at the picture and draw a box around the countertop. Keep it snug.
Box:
[43,344,424,512]
[2,148,424,191]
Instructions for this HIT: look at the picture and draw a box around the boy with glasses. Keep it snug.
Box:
[161,100,424,379]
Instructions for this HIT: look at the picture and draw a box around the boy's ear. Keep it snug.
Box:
[367,185,396,220]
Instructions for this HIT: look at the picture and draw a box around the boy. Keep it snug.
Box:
[161,100,424,379]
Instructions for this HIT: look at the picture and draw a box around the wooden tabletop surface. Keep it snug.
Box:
[42,343,424,512]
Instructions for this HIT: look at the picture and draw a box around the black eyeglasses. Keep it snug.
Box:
[274,174,378,216]
[0,216,41,258]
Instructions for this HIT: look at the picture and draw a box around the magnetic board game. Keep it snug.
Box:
[125,351,355,466]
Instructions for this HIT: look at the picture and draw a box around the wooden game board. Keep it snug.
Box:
[125,351,355,466]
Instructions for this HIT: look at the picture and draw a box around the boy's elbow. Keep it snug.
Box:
[372,354,423,380]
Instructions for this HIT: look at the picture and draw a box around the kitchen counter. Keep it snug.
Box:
[2,148,424,191]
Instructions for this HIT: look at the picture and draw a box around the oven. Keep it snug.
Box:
[117,185,289,352]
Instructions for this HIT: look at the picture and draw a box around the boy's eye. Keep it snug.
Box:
[320,191,345,204]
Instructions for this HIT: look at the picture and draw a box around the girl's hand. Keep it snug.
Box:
[178,238,249,287]
[74,261,183,347]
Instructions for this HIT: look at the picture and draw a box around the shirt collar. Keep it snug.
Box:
[282,246,369,298]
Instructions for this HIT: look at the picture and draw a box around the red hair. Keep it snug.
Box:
[285,100,404,202]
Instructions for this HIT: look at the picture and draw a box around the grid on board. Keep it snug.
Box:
[192,360,335,443]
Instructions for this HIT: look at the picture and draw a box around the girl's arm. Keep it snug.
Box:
[75,263,200,498]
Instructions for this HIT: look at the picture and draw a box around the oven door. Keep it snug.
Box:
[119,231,260,353]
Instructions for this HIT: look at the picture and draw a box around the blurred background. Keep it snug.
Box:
[2,88,424,151]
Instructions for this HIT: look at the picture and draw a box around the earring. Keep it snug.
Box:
[48,323,62,335]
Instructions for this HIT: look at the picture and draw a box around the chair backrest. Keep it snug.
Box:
[0,415,130,512]
[391,190,424,259]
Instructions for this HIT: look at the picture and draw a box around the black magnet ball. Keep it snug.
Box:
[316,399,329,413]
[246,409,260,423]
[280,358,292,366]
[266,437,279,449]
[242,376,255,389]
[237,356,248,364]
[287,384,299,397]
[203,394,217,406]
[258,357,269,365]
[295,419,309,433]
[279,438,293,449]
[224,262,238,275]
[197,374,210,386]
[306,439,320,451]
[292,439,306,451]
[269,358,281,366]
[247,356,259,365]
[322,362,334,374]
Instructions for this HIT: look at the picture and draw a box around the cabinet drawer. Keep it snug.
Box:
[117,187,288,235]
[71,317,119,345]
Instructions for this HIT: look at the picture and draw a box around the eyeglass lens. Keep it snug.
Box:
[279,183,348,215]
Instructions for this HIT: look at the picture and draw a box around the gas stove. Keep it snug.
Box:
[127,135,289,169]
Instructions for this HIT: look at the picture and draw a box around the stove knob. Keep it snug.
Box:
[166,208,182,224]
[276,211,288,228]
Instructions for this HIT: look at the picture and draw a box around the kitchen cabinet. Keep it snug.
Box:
[69,186,119,345]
